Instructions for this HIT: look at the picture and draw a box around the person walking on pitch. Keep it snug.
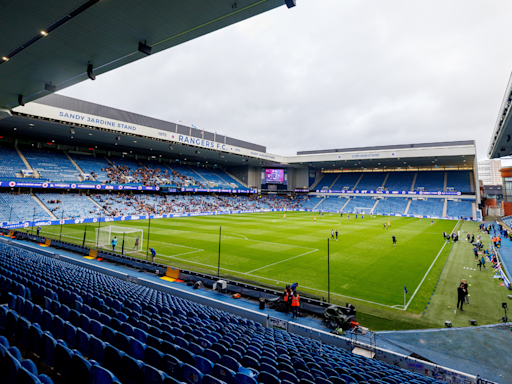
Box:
[392,235,396,247]
[335,230,338,241]
[331,229,334,240]
[112,237,118,251]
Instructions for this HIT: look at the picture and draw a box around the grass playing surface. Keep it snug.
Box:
[38,211,458,310]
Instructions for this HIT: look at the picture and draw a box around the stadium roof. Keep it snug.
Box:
[0,95,476,171]
[488,72,512,159]
[0,0,292,109]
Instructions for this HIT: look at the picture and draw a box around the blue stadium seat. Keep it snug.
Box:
[183,363,205,384]
[42,333,57,367]
[195,355,215,376]
[162,353,183,380]
[260,371,281,384]
[90,365,120,384]
[145,345,165,370]
[213,364,235,384]
[90,336,107,364]
[204,374,227,384]
[4,350,22,383]
[71,353,95,384]
[55,342,75,377]
[104,344,125,377]
[121,354,144,384]
[143,364,167,384]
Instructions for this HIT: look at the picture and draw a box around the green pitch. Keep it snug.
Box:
[39,212,457,310]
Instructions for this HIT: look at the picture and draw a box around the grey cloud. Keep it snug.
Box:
[59,0,512,159]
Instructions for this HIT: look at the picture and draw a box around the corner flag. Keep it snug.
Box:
[404,285,407,308]
[404,285,407,293]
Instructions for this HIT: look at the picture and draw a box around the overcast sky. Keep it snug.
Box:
[58,0,512,160]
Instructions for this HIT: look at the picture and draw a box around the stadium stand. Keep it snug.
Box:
[414,172,445,192]
[20,148,81,182]
[316,174,339,190]
[342,196,376,212]
[446,171,472,192]
[0,242,449,384]
[0,145,30,179]
[213,169,245,188]
[166,164,207,188]
[37,193,103,220]
[373,198,409,215]
[446,200,473,218]
[330,173,362,190]
[301,197,324,210]
[0,193,52,223]
[407,199,444,217]
[383,172,415,191]
[193,167,235,189]
[315,196,347,211]
[354,173,387,191]
[69,154,111,183]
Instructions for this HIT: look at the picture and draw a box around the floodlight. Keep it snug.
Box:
[45,83,56,92]
[138,42,152,55]
[87,64,95,80]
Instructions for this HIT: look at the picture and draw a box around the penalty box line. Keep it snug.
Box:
[41,230,204,254]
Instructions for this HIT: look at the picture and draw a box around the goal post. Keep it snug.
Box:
[354,207,373,215]
[95,225,143,253]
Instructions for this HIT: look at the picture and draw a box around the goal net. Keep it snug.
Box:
[95,226,143,253]
[354,207,373,215]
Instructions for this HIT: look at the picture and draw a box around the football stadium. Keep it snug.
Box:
[0,2,511,384]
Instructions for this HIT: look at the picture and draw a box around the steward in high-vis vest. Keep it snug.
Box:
[283,285,292,314]
[291,292,300,319]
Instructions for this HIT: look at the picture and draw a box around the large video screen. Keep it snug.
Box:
[265,169,284,184]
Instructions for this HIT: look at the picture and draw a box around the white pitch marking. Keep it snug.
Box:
[403,219,461,311]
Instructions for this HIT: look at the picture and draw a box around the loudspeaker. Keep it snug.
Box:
[285,0,296,8]
[138,42,152,55]
[445,321,452,328]
[18,95,24,107]
[503,303,508,309]
[45,83,56,92]
[469,319,477,325]
[87,64,95,80]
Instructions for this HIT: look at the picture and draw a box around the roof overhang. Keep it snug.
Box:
[488,72,512,159]
[0,0,289,109]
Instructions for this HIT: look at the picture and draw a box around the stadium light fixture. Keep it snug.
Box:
[138,42,152,56]
[13,128,17,131]
[2,57,8,61]
[87,64,95,80]
[40,31,48,36]
[70,128,75,134]
[45,83,56,92]
[285,0,297,8]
